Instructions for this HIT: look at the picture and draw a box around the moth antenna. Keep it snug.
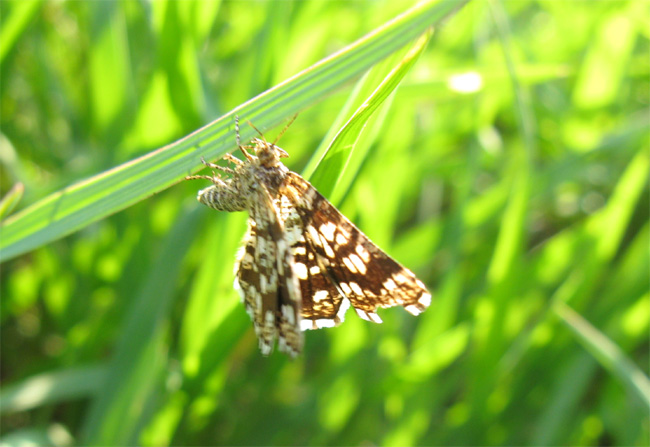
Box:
[235,116,241,147]
[273,114,298,146]
[246,120,266,140]
[236,115,253,160]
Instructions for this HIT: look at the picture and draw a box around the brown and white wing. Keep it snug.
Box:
[281,172,431,325]
[278,194,349,330]
[291,235,351,330]
[274,203,303,357]
[234,188,303,357]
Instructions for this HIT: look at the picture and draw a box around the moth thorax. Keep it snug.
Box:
[253,138,289,167]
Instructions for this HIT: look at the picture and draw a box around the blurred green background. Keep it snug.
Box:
[1,0,648,446]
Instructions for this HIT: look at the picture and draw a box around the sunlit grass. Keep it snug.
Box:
[1,0,648,446]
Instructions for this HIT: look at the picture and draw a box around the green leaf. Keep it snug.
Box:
[0,364,107,413]
[553,300,650,411]
[307,29,433,202]
[0,424,74,447]
[0,182,23,221]
[0,0,469,263]
[0,0,43,65]
[80,208,201,445]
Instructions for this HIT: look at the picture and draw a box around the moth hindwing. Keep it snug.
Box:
[187,124,431,357]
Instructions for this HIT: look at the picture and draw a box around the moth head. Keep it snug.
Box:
[252,138,289,167]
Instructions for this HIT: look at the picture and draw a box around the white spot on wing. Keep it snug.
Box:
[320,222,337,241]
[337,297,350,320]
[287,277,300,301]
[294,262,308,280]
[419,292,432,308]
[255,291,262,311]
[313,290,329,302]
[342,256,357,274]
[322,241,335,258]
[301,318,336,330]
[355,244,370,262]
[349,254,367,274]
[349,282,363,296]
[394,273,408,283]
[355,308,383,324]
[405,304,423,315]
[307,225,320,244]
[282,304,296,324]
[257,236,266,254]
[233,278,244,301]
[300,319,315,331]
[383,278,397,291]
[298,287,351,331]
[260,341,272,355]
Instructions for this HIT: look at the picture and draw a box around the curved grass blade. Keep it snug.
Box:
[554,300,650,411]
[307,29,433,202]
[0,0,469,262]
[0,183,24,220]
[0,364,107,413]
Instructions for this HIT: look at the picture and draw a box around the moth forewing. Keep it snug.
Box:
[281,172,432,323]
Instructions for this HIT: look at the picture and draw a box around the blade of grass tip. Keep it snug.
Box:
[553,301,650,411]
[0,0,469,263]
[81,207,201,445]
[306,29,433,201]
[300,29,423,181]
[0,364,107,414]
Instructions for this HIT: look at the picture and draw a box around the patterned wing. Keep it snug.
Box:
[292,235,351,330]
[278,195,350,330]
[274,209,303,357]
[281,172,431,325]
[234,188,303,357]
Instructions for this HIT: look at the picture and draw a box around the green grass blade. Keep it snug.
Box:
[554,300,650,411]
[308,29,433,201]
[0,364,107,413]
[0,183,24,220]
[0,425,74,447]
[0,0,468,263]
[80,208,201,445]
[0,0,43,65]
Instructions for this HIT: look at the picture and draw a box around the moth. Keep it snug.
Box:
[187,118,431,357]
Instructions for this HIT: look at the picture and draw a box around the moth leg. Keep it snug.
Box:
[223,153,243,166]
[199,156,237,175]
[185,174,215,182]
[186,167,228,187]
